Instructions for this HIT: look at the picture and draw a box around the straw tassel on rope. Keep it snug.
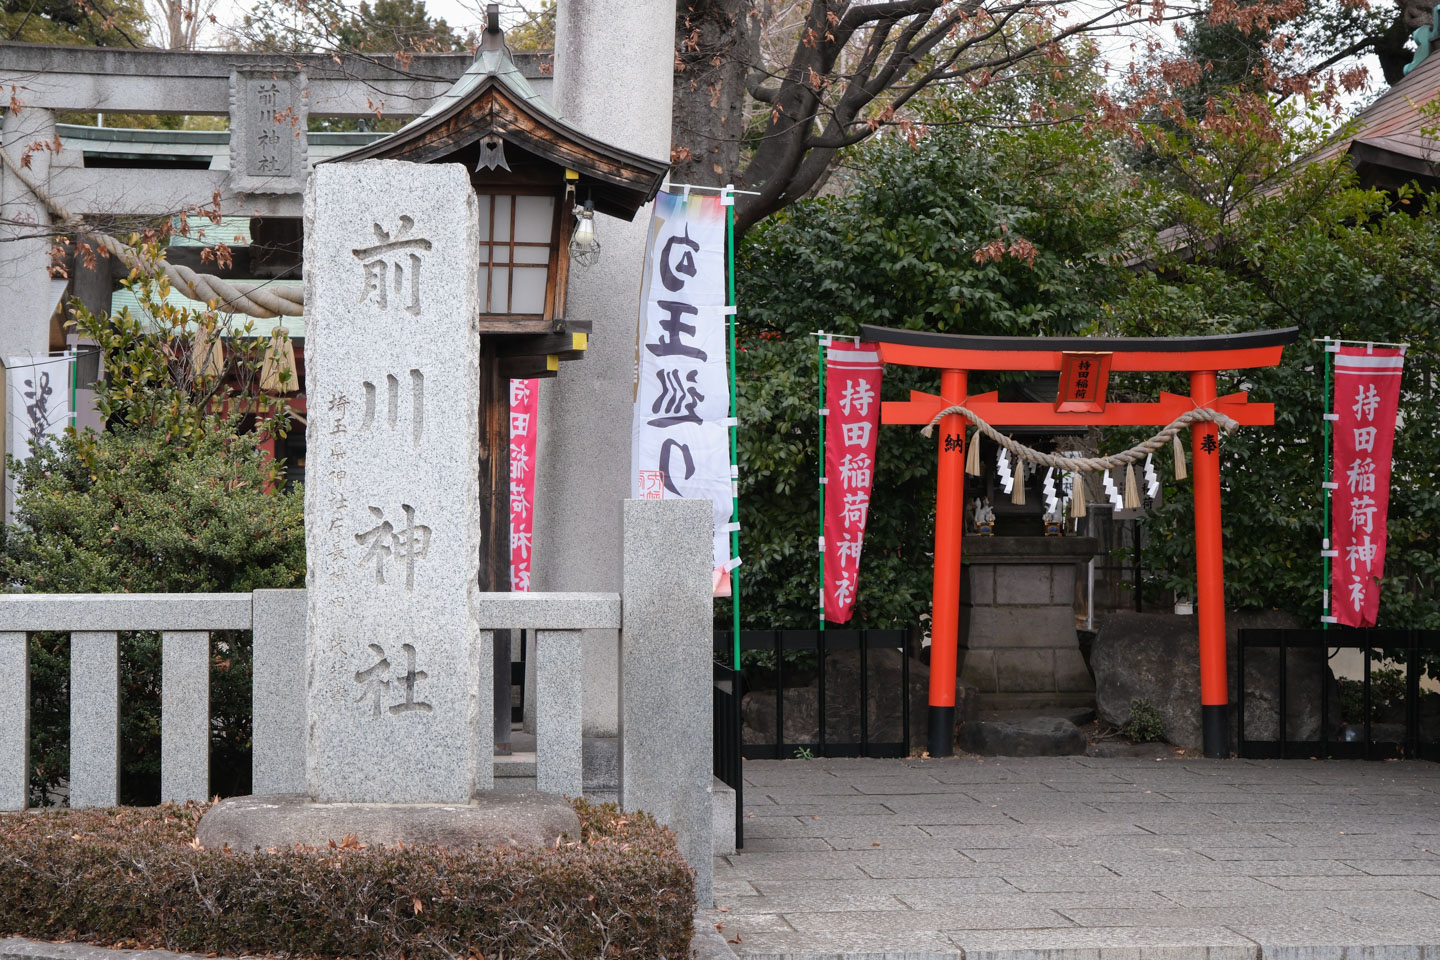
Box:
[1011,465,1026,505]
[1123,463,1141,510]
[965,430,982,476]
[1172,434,1188,480]
[1070,474,1087,519]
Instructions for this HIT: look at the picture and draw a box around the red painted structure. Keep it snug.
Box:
[860,325,1299,758]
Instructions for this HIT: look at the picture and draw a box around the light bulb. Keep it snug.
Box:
[569,200,600,267]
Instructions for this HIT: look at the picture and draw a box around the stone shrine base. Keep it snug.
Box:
[195,792,581,852]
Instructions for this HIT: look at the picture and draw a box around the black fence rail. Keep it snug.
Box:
[713,661,744,849]
[1238,628,1440,760]
[715,629,912,760]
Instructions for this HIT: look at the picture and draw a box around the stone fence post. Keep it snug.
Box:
[619,497,713,907]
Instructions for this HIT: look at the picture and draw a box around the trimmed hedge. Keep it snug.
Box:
[0,799,694,960]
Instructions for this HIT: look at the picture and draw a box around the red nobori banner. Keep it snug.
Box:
[509,378,538,592]
[1331,346,1405,627]
[824,342,883,623]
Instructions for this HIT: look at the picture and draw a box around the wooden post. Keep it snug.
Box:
[928,369,968,757]
[1190,370,1230,758]
[479,344,513,755]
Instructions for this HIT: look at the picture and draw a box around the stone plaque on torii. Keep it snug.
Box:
[861,324,1298,759]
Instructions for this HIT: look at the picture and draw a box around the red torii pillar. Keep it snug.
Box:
[862,325,1298,759]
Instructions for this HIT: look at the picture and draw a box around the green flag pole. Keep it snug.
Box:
[725,186,741,670]
[818,335,827,634]
[1323,336,1334,631]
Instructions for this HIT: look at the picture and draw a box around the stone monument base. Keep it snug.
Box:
[195,792,581,852]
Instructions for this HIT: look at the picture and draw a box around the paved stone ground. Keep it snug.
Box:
[707,756,1440,960]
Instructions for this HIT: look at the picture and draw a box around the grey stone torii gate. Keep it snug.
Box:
[0,44,520,360]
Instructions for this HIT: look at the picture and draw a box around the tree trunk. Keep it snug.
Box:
[671,0,763,190]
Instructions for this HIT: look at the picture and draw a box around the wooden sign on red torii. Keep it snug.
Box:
[861,325,1300,759]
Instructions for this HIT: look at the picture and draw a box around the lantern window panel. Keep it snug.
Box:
[476,191,557,317]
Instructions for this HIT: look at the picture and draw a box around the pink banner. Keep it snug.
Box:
[1331,346,1404,627]
[510,379,538,592]
[823,342,883,623]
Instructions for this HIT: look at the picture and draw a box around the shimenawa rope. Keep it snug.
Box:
[1,142,303,319]
[920,403,1239,473]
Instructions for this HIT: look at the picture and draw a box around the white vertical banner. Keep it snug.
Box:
[6,354,75,521]
[631,189,733,592]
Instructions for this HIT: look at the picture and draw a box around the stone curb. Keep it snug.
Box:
[1,939,224,960]
[5,925,737,960]
[696,943,1440,960]
[692,917,744,960]
[11,935,1440,960]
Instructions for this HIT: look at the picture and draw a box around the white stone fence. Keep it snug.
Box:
[0,590,617,811]
[0,500,711,903]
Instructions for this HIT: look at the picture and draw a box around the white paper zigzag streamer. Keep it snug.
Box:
[997,448,1014,494]
[1043,468,1058,514]
[1102,469,1124,510]
[1144,453,1160,500]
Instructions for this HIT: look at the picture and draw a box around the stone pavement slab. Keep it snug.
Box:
[710,756,1440,960]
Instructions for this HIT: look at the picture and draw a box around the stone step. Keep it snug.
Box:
[958,715,1089,757]
[976,692,1096,717]
[976,703,1096,727]
[494,752,537,778]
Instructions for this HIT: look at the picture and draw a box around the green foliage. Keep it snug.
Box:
[1338,667,1408,723]
[731,88,1440,642]
[1,263,303,804]
[332,0,471,53]
[731,100,1154,630]
[239,0,471,70]
[1,0,148,46]
[68,256,294,452]
[1121,101,1440,633]
[1122,698,1167,743]
[506,0,554,51]
[0,799,695,960]
[3,428,304,595]
[2,427,304,804]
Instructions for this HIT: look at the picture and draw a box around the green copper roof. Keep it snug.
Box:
[397,43,558,134]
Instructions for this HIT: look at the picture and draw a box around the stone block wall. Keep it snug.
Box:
[958,537,1097,704]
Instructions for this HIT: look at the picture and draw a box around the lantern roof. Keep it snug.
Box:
[327,9,668,221]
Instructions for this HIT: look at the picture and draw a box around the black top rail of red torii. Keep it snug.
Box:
[858,325,1300,371]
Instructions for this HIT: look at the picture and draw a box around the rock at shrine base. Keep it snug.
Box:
[195,792,581,852]
[957,716,1088,757]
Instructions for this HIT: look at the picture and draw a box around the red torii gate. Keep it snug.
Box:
[861,324,1300,759]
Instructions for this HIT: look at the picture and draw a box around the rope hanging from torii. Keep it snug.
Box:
[919,402,1241,513]
[0,144,304,319]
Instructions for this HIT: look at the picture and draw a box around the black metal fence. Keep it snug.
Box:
[712,661,744,849]
[715,629,912,760]
[1238,628,1440,760]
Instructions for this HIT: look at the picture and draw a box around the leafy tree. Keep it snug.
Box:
[235,0,471,57]
[670,0,1394,237]
[506,0,553,50]
[1,262,304,805]
[333,0,470,52]
[2,0,148,46]
[731,89,1440,646]
[1118,101,1440,633]
[731,87,1154,629]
